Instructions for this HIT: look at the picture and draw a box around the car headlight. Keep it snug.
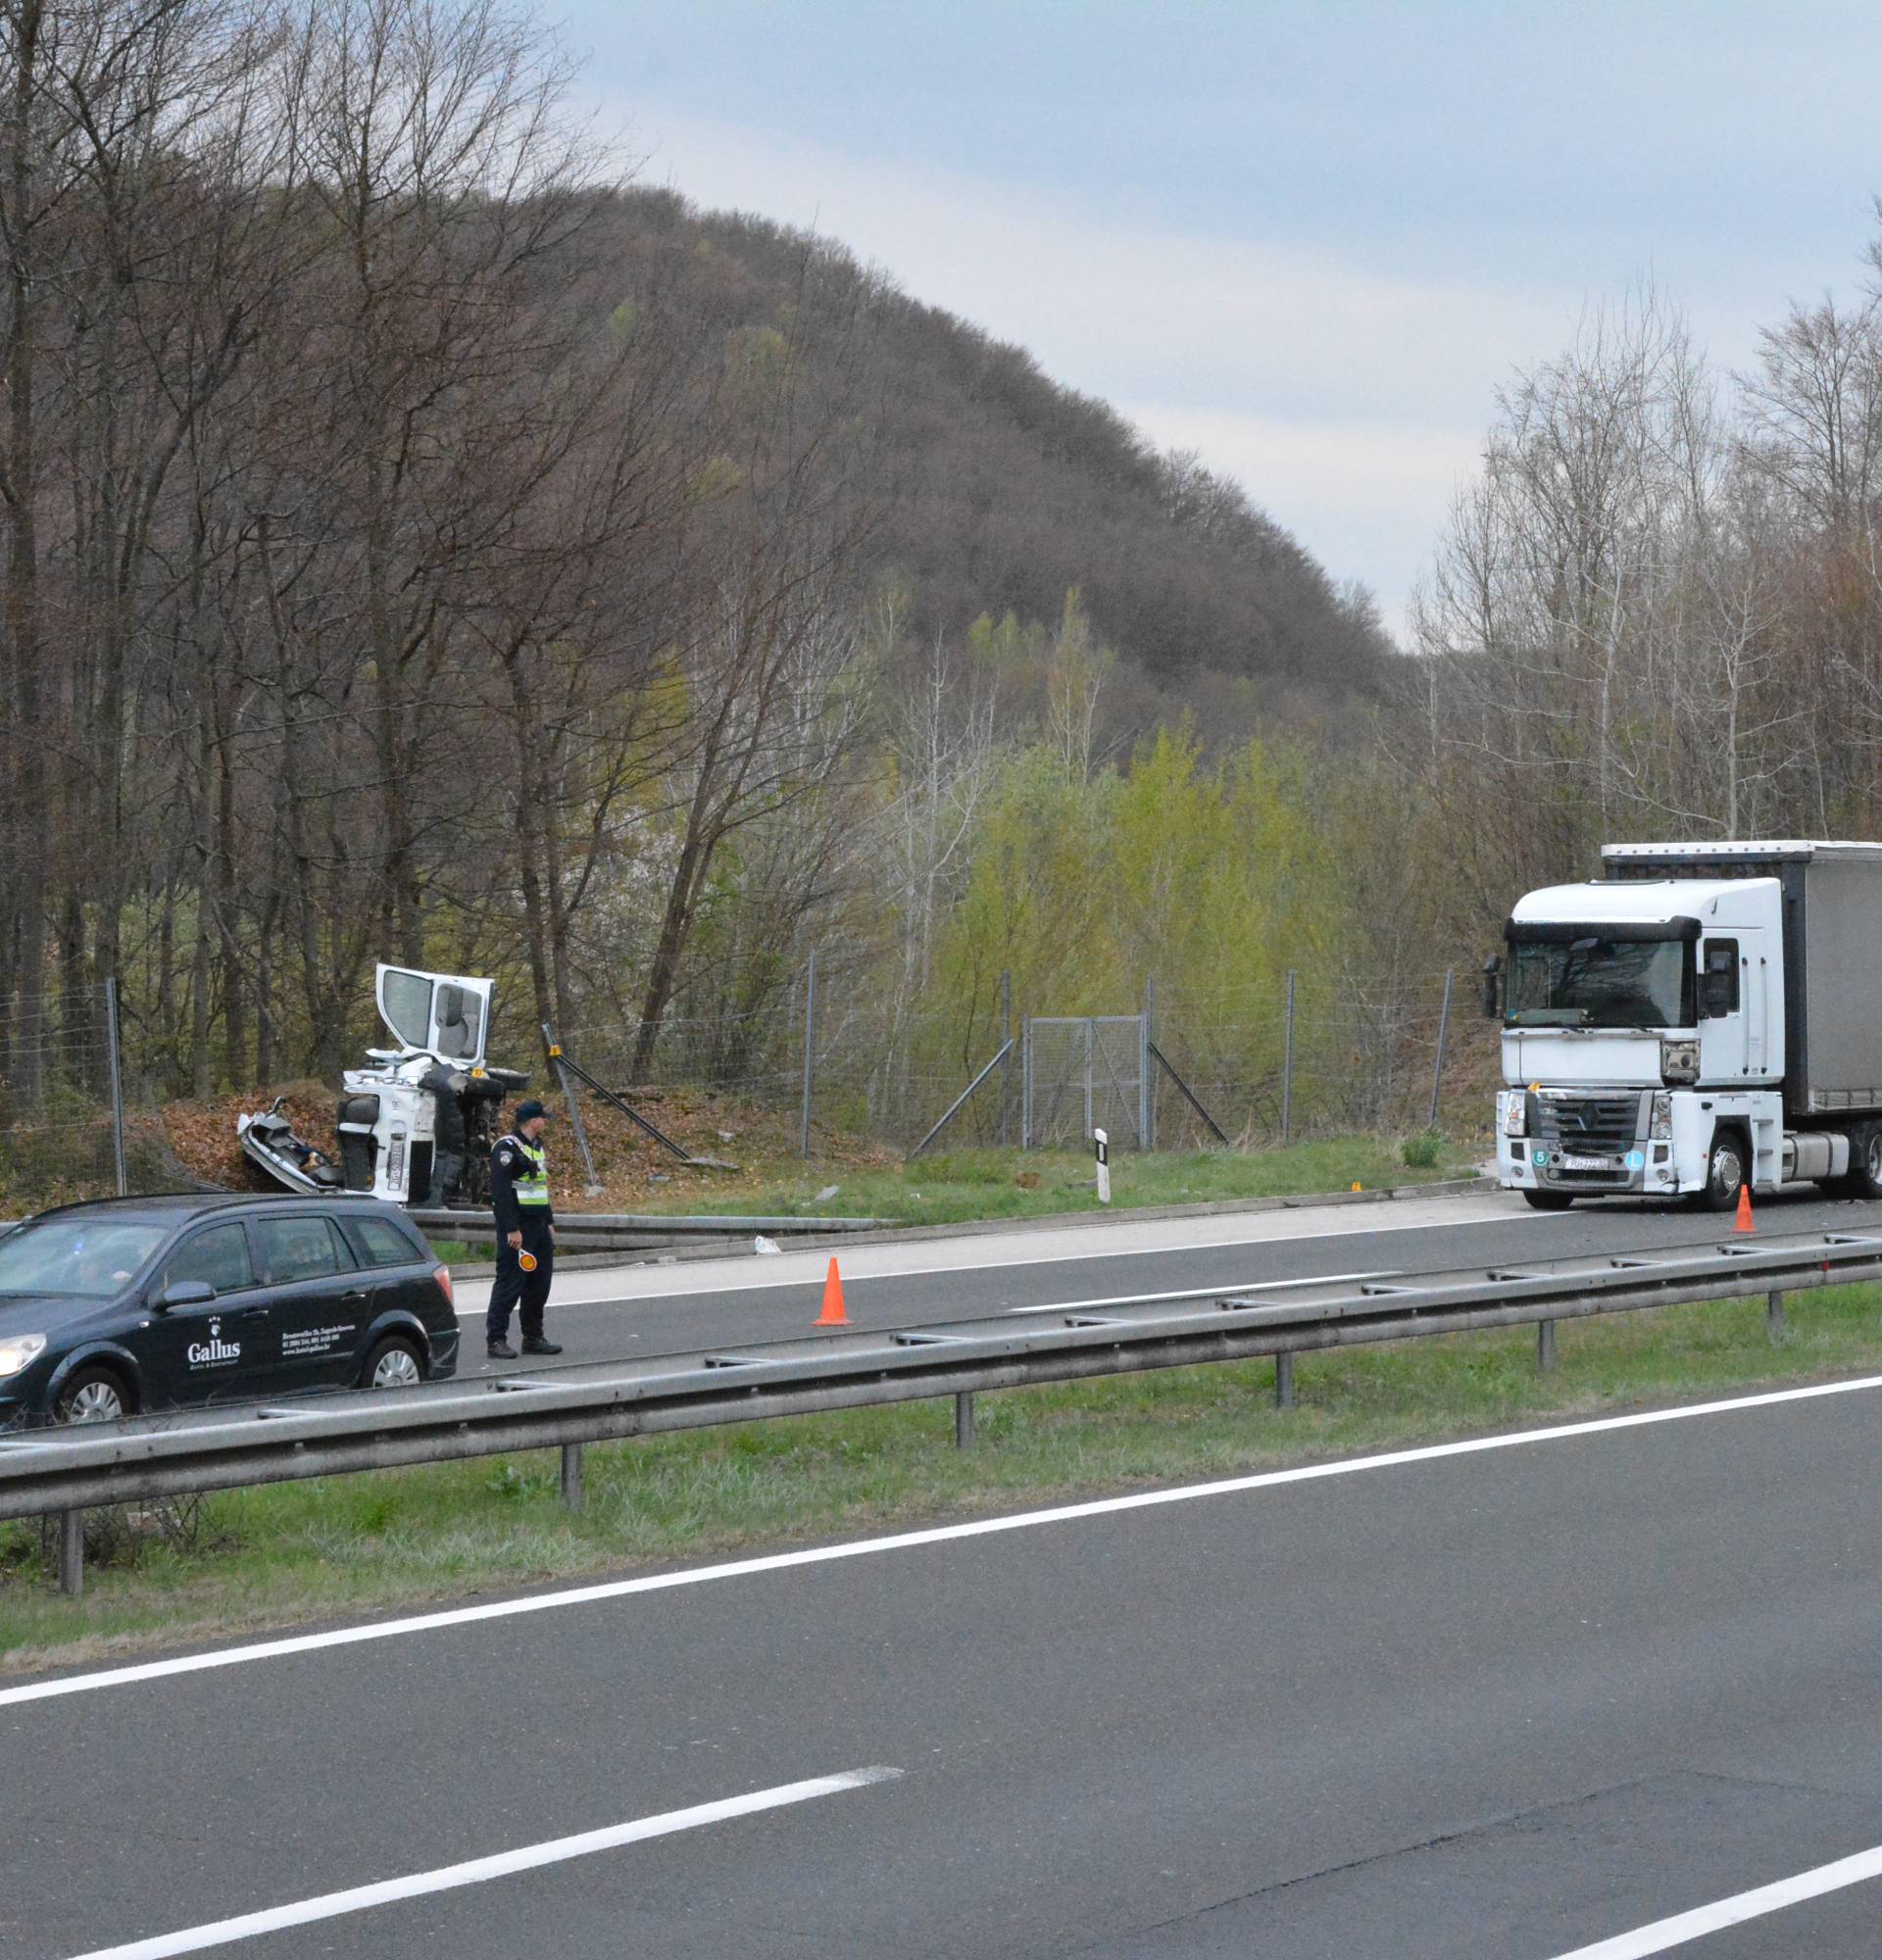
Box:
[1650,1092,1672,1141]
[0,1334,47,1378]
[1503,1093,1527,1138]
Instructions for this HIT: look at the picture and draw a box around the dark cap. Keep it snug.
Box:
[516,1100,551,1125]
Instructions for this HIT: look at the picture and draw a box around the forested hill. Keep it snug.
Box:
[0,0,1396,1118]
[613,188,1394,721]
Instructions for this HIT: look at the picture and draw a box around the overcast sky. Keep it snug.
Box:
[563,1,1882,643]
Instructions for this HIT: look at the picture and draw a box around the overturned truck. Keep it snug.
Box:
[238,965,530,1210]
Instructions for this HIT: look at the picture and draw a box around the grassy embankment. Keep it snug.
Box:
[4,1279,1879,1671]
[505,1137,1475,1234]
[423,1137,1481,1261]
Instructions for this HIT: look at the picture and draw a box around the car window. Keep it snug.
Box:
[164,1224,255,1296]
[254,1215,351,1285]
[0,1218,165,1297]
[342,1215,425,1268]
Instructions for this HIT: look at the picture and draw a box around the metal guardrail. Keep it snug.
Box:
[408,1209,889,1247]
[5,1227,1882,1594]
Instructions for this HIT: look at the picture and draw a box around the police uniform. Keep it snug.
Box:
[485,1118,556,1353]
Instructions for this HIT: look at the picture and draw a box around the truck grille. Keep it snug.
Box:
[1534,1095,1640,1159]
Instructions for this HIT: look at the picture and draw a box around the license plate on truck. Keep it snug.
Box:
[1560,1152,1618,1171]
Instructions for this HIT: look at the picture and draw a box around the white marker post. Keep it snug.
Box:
[1094,1127,1111,1204]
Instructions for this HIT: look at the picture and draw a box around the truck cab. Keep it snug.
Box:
[1491,841,1882,1211]
[238,965,530,1209]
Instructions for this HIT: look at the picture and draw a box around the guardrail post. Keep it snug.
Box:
[560,1444,584,1510]
[1767,1289,1785,1340]
[57,1511,83,1596]
[955,1392,975,1449]
[1538,1319,1557,1373]
[1274,1351,1295,1408]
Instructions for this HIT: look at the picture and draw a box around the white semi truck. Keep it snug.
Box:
[1487,841,1882,1211]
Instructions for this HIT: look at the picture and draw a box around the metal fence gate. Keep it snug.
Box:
[1022,1015,1150,1150]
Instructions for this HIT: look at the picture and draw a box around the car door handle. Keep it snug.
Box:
[340,1291,369,1305]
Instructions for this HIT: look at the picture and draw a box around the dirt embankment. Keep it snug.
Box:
[158,1082,896,1212]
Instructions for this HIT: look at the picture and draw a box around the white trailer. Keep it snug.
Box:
[1487,841,1882,1210]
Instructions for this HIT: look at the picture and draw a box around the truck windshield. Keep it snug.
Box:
[1508,937,1690,1030]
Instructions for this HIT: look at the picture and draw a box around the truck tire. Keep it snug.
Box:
[1698,1127,1748,1212]
[1521,1189,1574,1211]
[1844,1125,1882,1200]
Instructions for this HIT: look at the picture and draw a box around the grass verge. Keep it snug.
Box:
[4,1281,1879,1674]
[616,1137,1476,1231]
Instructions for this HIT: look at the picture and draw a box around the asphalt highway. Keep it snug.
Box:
[453,1181,1882,1375]
[9,1362,1882,1954]
[13,1184,1882,1958]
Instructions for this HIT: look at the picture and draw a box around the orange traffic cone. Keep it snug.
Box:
[815,1256,848,1327]
[1735,1184,1756,1234]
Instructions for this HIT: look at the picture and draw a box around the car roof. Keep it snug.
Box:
[21,1192,402,1228]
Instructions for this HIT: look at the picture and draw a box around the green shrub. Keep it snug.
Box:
[1400,1129,1445,1170]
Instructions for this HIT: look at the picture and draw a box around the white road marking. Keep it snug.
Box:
[1003,1270,1391,1314]
[60,1766,902,1960]
[5,1369,1880,1712]
[1546,1839,1882,1958]
[451,1198,1534,1318]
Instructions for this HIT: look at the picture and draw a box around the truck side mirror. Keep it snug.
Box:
[1481,956,1504,1020]
[1701,969,1733,1018]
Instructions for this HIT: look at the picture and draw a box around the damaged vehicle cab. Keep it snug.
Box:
[238,965,529,1209]
[1488,841,1882,1211]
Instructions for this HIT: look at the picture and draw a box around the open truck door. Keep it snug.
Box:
[375,966,495,1066]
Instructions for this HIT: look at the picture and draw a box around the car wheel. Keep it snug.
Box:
[1521,1189,1574,1211]
[361,1335,423,1391]
[53,1365,132,1425]
[1699,1129,1747,1212]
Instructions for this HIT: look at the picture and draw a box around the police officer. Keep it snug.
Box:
[485,1101,563,1360]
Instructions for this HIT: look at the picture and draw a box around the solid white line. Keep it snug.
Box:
[61,1766,902,1960]
[1003,1270,1391,1314]
[6,1368,1881,1713]
[1546,1839,1882,1958]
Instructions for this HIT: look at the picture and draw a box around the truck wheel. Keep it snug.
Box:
[1845,1126,1882,1200]
[1521,1190,1574,1211]
[1699,1129,1747,1212]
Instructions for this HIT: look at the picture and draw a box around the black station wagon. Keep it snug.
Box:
[0,1194,459,1427]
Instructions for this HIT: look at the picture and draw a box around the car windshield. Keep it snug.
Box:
[0,1218,168,1298]
[1509,937,1691,1030]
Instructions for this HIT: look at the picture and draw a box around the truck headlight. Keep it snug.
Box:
[1660,1037,1699,1084]
[0,1334,46,1378]
[1650,1092,1672,1141]
[1503,1093,1527,1138]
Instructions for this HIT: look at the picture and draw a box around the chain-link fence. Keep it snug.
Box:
[550,964,1485,1158]
[1022,1016,1150,1150]
[0,984,127,1214]
[4,961,1492,1206]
